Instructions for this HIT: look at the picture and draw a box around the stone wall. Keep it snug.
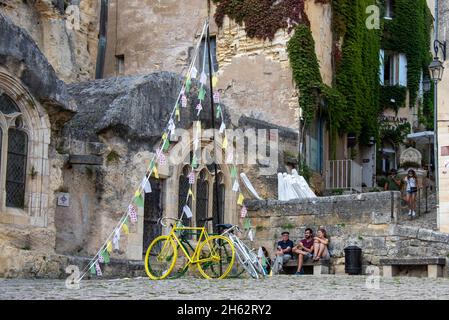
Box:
[0,0,99,82]
[104,0,209,77]
[246,191,449,275]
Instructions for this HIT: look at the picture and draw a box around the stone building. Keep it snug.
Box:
[0,0,446,278]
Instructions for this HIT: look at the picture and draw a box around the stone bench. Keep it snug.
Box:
[379,257,446,278]
[283,258,330,275]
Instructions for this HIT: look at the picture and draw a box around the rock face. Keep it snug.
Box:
[64,72,214,146]
[0,0,99,83]
[0,12,76,113]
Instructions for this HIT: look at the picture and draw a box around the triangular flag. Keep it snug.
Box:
[181,94,188,108]
[175,106,180,121]
[106,241,113,253]
[134,189,141,198]
[188,188,195,201]
[248,229,254,241]
[191,155,198,168]
[153,165,159,179]
[95,262,102,276]
[231,166,237,178]
[213,91,220,103]
[163,139,170,151]
[198,86,206,101]
[243,217,251,230]
[113,228,121,250]
[222,135,228,150]
[168,119,176,136]
[240,205,247,218]
[98,253,104,264]
[216,105,222,119]
[196,103,203,116]
[89,263,96,275]
[193,138,199,151]
[158,153,166,166]
[122,223,129,235]
[101,250,110,264]
[142,178,152,193]
[257,247,264,258]
[212,75,218,88]
[226,150,233,163]
[188,171,195,184]
[219,122,226,134]
[183,205,193,218]
[237,193,244,205]
[191,66,198,79]
[134,193,144,208]
[200,72,207,85]
[185,77,191,93]
[232,179,239,192]
[128,204,138,222]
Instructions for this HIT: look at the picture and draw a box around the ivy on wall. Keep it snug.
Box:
[381,0,433,108]
[379,85,407,112]
[212,0,309,40]
[332,0,381,146]
[379,121,411,147]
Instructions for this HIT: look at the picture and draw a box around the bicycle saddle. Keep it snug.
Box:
[215,223,233,230]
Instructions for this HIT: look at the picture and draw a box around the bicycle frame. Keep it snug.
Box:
[165,223,220,266]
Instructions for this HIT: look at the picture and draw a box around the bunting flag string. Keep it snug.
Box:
[78,18,256,282]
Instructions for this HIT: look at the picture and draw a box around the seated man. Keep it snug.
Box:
[292,228,314,275]
[272,231,294,274]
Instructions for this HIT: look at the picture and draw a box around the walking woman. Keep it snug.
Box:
[404,169,418,217]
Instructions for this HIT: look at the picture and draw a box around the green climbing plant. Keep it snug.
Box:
[381,0,433,107]
[332,0,381,146]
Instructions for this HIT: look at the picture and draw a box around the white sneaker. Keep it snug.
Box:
[412,211,416,217]
[408,210,412,216]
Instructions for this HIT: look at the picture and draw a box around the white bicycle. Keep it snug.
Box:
[218,224,266,279]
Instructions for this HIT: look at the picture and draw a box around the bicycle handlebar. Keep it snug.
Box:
[159,217,183,227]
[220,224,241,235]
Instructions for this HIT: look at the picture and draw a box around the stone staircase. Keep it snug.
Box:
[397,191,438,230]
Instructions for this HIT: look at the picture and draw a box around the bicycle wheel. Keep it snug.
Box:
[144,235,177,280]
[197,235,235,279]
[234,241,259,279]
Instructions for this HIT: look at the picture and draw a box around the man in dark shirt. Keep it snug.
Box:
[272,231,294,274]
[292,228,314,275]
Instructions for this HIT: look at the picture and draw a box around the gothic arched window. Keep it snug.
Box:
[0,93,28,208]
[212,171,225,231]
[195,170,209,231]
[178,165,192,230]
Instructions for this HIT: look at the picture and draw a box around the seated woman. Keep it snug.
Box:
[313,228,330,261]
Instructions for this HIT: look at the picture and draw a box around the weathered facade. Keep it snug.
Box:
[0,0,446,279]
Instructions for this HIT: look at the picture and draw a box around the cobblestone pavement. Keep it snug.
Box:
[1,275,449,300]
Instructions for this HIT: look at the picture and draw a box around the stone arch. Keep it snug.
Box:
[0,67,52,227]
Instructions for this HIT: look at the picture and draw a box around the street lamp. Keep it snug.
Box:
[429,53,445,224]
[429,57,445,82]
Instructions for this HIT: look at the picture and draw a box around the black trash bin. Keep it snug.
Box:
[344,246,362,275]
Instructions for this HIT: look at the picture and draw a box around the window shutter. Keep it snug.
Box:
[379,50,385,85]
[399,53,407,87]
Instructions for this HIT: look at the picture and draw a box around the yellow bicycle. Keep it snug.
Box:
[144,217,235,280]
